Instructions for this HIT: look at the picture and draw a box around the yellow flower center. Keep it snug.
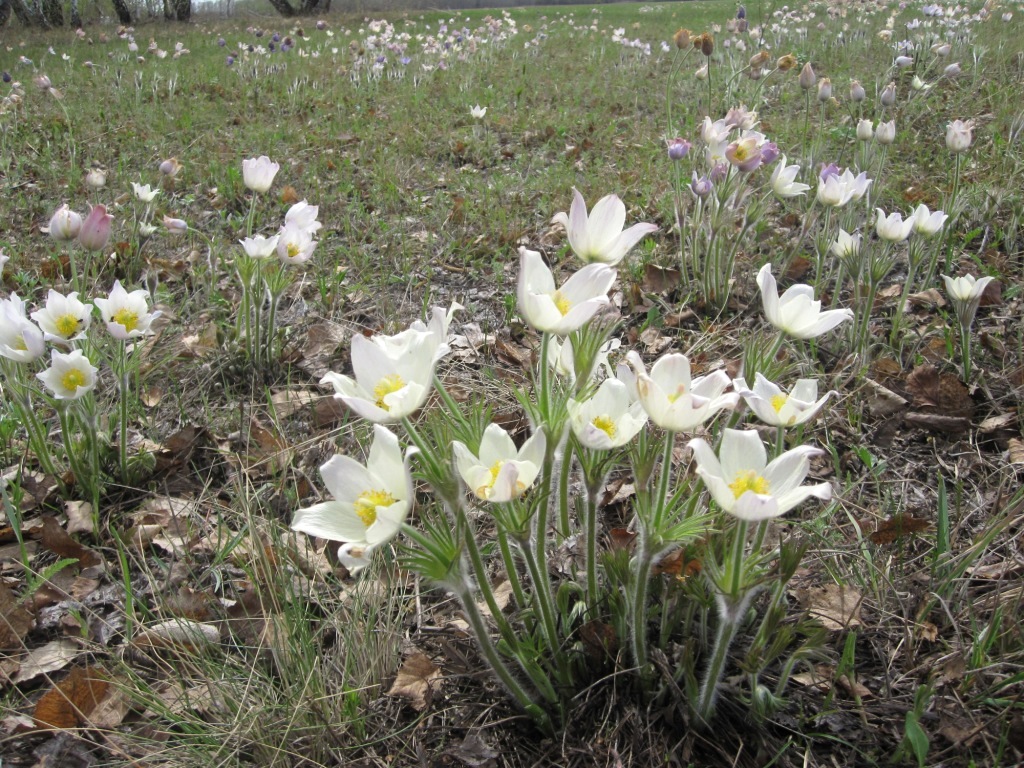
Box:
[591,414,617,439]
[666,385,688,404]
[112,308,139,333]
[373,374,406,410]
[770,394,788,413]
[474,460,505,499]
[13,335,28,351]
[286,242,301,259]
[733,143,752,161]
[61,368,87,393]
[352,489,395,527]
[552,291,571,316]
[55,313,80,338]
[729,470,769,499]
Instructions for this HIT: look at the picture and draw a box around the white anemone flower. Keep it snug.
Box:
[453,423,546,502]
[470,104,487,119]
[321,327,441,424]
[0,294,46,363]
[911,204,948,236]
[941,273,995,328]
[517,248,616,335]
[239,234,280,258]
[93,280,160,340]
[276,224,317,265]
[757,263,853,339]
[568,376,648,450]
[733,374,834,428]
[284,200,322,235]
[370,302,461,366]
[875,208,914,242]
[242,155,280,194]
[688,429,832,521]
[30,290,93,344]
[291,425,416,558]
[830,229,861,259]
[550,188,658,266]
[770,156,810,198]
[626,350,738,433]
[546,336,621,384]
[816,173,856,208]
[131,182,160,202]
[36,349,98,400]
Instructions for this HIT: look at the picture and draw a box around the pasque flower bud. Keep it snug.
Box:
[78,204,113,252]
[799,62,816,90]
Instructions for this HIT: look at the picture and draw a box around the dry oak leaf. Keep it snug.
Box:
[795,583,863,631]
[134,619,220,652]
[40,516,102,570]
[0,580,34,651]
[33,665,109,730]
[387,650,441,712]
[13,639,82,684]
[904,363,972,416]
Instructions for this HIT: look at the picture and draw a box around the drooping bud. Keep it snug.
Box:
[776,53,797,72]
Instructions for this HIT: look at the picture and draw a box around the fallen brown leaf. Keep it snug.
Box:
[34,665,110,730]
[869,515,931,545]
[0,581,34,651]
[387,650,441,711]
[13,639,82,684]
[63,501,94,536]
[795,583,863,631]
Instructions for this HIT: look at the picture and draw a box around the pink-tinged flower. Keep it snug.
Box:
[36,349,98,401]
[163,215,188,235]
[725,136,763,173]
[291,425,417,565]
[276,224,317,265]
[78,204,113,252]
[667,138,692,160]
[757,263,853,339]
[453,423,546,502]
[516,248,616,335]
[688,429,832,521]
[48,204,83,242]
[0,294,46,363]
[626,351,738,433]
[93,280,160,340]
[242,155,280,194]
[946,119,972,153]
[733,374,833,428]
[550,188,658,266]
[30,290,93,344]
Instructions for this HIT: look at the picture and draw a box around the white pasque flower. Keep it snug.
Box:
[48,204,83,241]
[941,273,995,328]
[321,321,446,424]
[550,188,658,266]
[911,204,948,236]
[568,376,648,450]
[688,429,832,521]
[30,289,93,344]
[757,263,853,339]
[875,208,915,242]
[733,373,834,428]
[626,350,738,433]
[453,423,545,502]
[239,234,280,258]
[93,280,160,340]
[517,248,616,335]
[242,155,280,194]
[546,335,621,384]
[816,172,856,208]
[36,349,98,400]
[131,182,160,202]
[470,104,486,119]
[369,302,461,366]
[945,119,972,152]
[284,200,322,235]
[770,155,810,198]
[0,294,46,363]
[291,425,416,562]
[276,224,317,265]
[830,229,861,259]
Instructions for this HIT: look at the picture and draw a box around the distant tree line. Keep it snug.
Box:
[0,0,190,27]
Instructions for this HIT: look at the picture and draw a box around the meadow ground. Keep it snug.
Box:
[0,1,1022,766]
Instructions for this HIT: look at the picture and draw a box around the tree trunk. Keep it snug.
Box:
[9,0,40,25]
[69,0,81,27]
[41,0,61,25]
[110,0,131,23]
[0,0,11,27]
[266,0,295,16]
[172,0,189,21]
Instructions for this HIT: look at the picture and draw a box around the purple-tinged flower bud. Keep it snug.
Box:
[799,62,816,90]
[690,172,713,198]
[943,62,961,78]
[2,72,11,83]
[159,157,182,177]
[667,138,692,160]
[163,215,188,235]
[226,55,235,65]
[255,28,264,37]
[316,20,327,30]
[849,80,866,102]
[272,33,281,43]
[217,37,226,47]
[880,81,897,106]
[760,142,780,164]
[819,163,840,182]
[78,204,113,252]
[817,77,833,102]
[737,5,746,19]
[49,204,83,241]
